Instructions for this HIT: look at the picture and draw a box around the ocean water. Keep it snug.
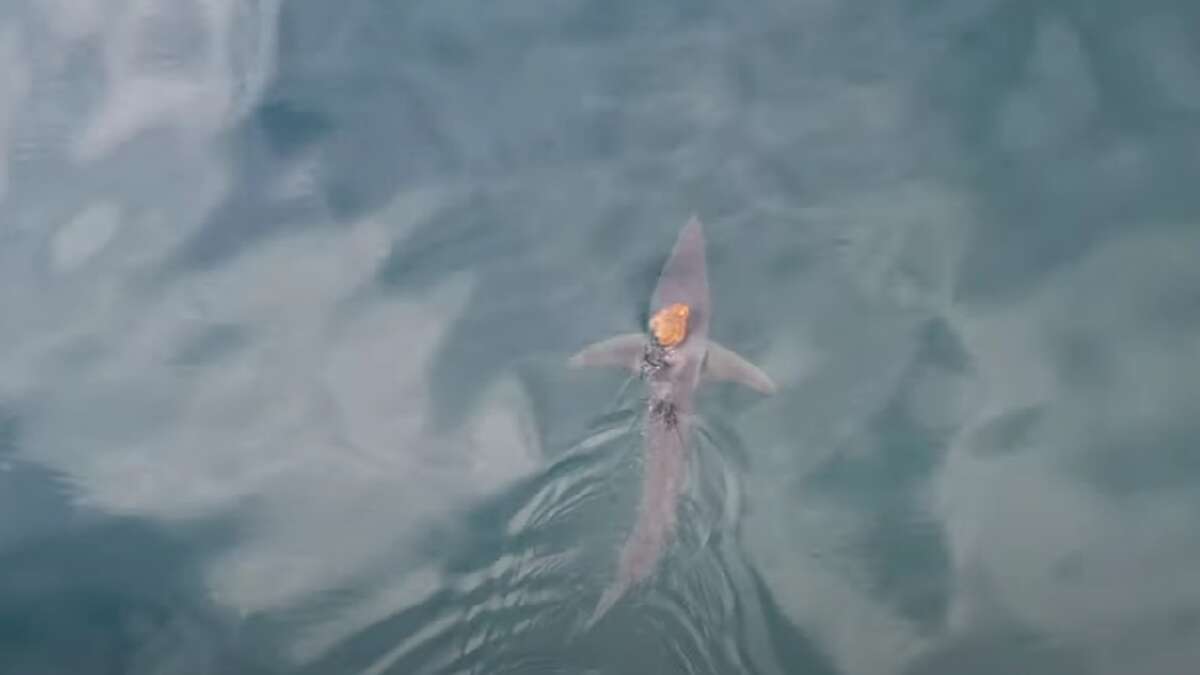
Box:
[2,1,1200,674]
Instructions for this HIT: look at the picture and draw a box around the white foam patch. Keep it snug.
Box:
[266,380,540,665]
[7,181,541,650]
[76,77,220,162]
[69,0,277,162]
[50,201,122,272]
[29,218,444,518]
[203,289,540,648]
[0,166,229,404]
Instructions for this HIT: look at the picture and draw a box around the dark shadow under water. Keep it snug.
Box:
[0,407,274,675]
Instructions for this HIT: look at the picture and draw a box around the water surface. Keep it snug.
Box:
[2,1,1200,674]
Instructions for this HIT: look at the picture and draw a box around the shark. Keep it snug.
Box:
[570,216,776,627]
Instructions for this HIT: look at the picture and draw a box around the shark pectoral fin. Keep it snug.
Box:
[569,333,646,371]
[704,341,777,394]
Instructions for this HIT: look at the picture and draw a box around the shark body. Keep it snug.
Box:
[570,217,775,626]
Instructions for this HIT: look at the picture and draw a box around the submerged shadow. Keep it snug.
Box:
[0,406,271,675]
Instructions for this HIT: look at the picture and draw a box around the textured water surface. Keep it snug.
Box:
[1,1,1200,674]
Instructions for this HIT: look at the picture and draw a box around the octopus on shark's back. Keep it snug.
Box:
[569,216,776,627]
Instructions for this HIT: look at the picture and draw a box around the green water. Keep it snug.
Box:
[1,1,1199,673]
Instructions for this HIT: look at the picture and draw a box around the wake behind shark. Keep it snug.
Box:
[570,217,776,627]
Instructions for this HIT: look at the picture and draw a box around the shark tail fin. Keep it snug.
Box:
[584,576,632,630]
[704,341,777,394]
[569,333,646,372]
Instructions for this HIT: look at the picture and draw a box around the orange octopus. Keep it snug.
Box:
[649,303,690,347]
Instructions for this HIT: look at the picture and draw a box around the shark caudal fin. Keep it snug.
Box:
[703,341,777,395]
[583,576,631,630]
[568,333,646,371]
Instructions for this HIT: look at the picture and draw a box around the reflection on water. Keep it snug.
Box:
[1,0,1200,674]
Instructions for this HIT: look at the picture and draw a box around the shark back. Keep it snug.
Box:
[651,216,710,395]
[568,215,776,628]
